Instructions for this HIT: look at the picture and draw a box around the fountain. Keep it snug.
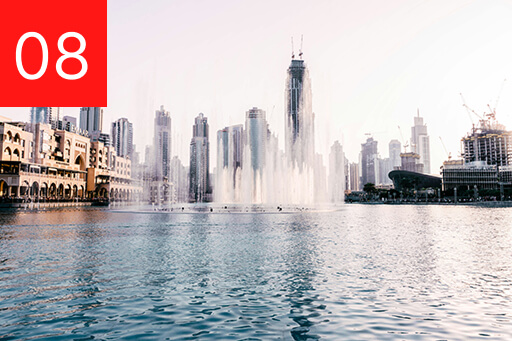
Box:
[215,58,326,205]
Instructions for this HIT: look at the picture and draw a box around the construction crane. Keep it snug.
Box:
[460,93,482,124]
[397,126,409,153]
[488,78,506,119]
[439,136,451,160]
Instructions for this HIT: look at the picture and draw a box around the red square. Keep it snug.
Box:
[0,0,107,106]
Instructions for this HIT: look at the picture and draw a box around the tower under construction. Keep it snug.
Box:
[461,114,512,166]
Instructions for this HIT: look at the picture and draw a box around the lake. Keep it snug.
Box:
[0,205,511,340]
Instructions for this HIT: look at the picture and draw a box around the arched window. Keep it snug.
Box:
[13,149,20,160]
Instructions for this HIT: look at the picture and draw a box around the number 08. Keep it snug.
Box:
[16,32,88,80]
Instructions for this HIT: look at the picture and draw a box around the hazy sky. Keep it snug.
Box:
[2,0,512,174]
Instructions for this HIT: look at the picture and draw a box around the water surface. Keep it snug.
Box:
[1,205,511,340]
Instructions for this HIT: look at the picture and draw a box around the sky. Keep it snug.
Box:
[2,0,512,175]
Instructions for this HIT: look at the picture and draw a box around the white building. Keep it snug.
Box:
[111,117,133,158]
[411,111,431,174]
[328,141,345,202]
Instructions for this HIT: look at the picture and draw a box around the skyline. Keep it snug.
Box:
[2,0,512,174]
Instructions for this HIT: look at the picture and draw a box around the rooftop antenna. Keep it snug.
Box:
[291,37,295,59]
[299,35,303,59]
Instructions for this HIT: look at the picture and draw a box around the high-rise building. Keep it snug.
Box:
[218,125,243,170]
[285,58,315,169]
[400,152,424,173]
[411,110,430,174]
[89,131,110,146]
[54,115,78,133]
[153,106,172,179]
[349,162,359,191]
[328,141,345,202]
[461,117,511,166]
[245,107,268,172]
[189,113,210,202]
[442,116,512,193]
[344,155,350,193]
[111,118,134,158]
[30,107,61,129]
[62,116,76,128]
[216,124,244,202]
[170,156,188,203]
[360,137,379,187]
[379,157,392,185]
[389,139,402,169]
[79,107,103,134]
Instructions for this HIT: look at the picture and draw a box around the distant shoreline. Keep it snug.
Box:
[348,201,512,207]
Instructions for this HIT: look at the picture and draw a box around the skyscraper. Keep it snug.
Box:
[30,107,61,129]
[328,141,345,202]
[285,58,315,169]
[170,156,188,203]
[461,117,511,166]
[349,162,360,191]
[189,113,210,202]
[79,107,103,134]
[378,158,392,185]
[411,110,430,174]
[216,124,245,203]
[245,107,268,172]
[389,139,402,169]
[111,118,134,158]
[360,137,379,187]
[153,105,172,179]
[218,125,243,170]
[245,107,270,202]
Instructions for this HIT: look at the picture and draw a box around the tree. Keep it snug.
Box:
[363,183,376,194]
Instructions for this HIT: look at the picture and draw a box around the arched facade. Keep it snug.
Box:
[0,180,8,197]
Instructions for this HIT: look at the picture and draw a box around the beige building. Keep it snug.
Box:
[1,121,89,200]
[87,141,142,201]
[1,117,142,204]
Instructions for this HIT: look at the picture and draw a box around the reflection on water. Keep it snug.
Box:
[0,205,511,340]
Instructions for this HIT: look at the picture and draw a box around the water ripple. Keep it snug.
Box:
[0,206,511,339]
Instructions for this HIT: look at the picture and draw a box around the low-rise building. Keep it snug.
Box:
[1,121,88,200]
[442,161,498,191]
[87,141,142,201]
[1,116,142,204]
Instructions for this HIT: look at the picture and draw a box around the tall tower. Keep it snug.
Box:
[411,110,430,174]
[389,139,402,169]
[285,58,314,169]
[79,107,103,134]
[216,124,244,202]
[461,116,511,166]
[189,113,210,202]
[111,117,134,158]
[328,141,345,202]
[245,107,268,172]
[31,107,61,129]
[360,137,379,187]
[153,105,172,179]
[218,125,243,171]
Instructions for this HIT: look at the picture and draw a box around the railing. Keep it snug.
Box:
[17,171,87,182]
